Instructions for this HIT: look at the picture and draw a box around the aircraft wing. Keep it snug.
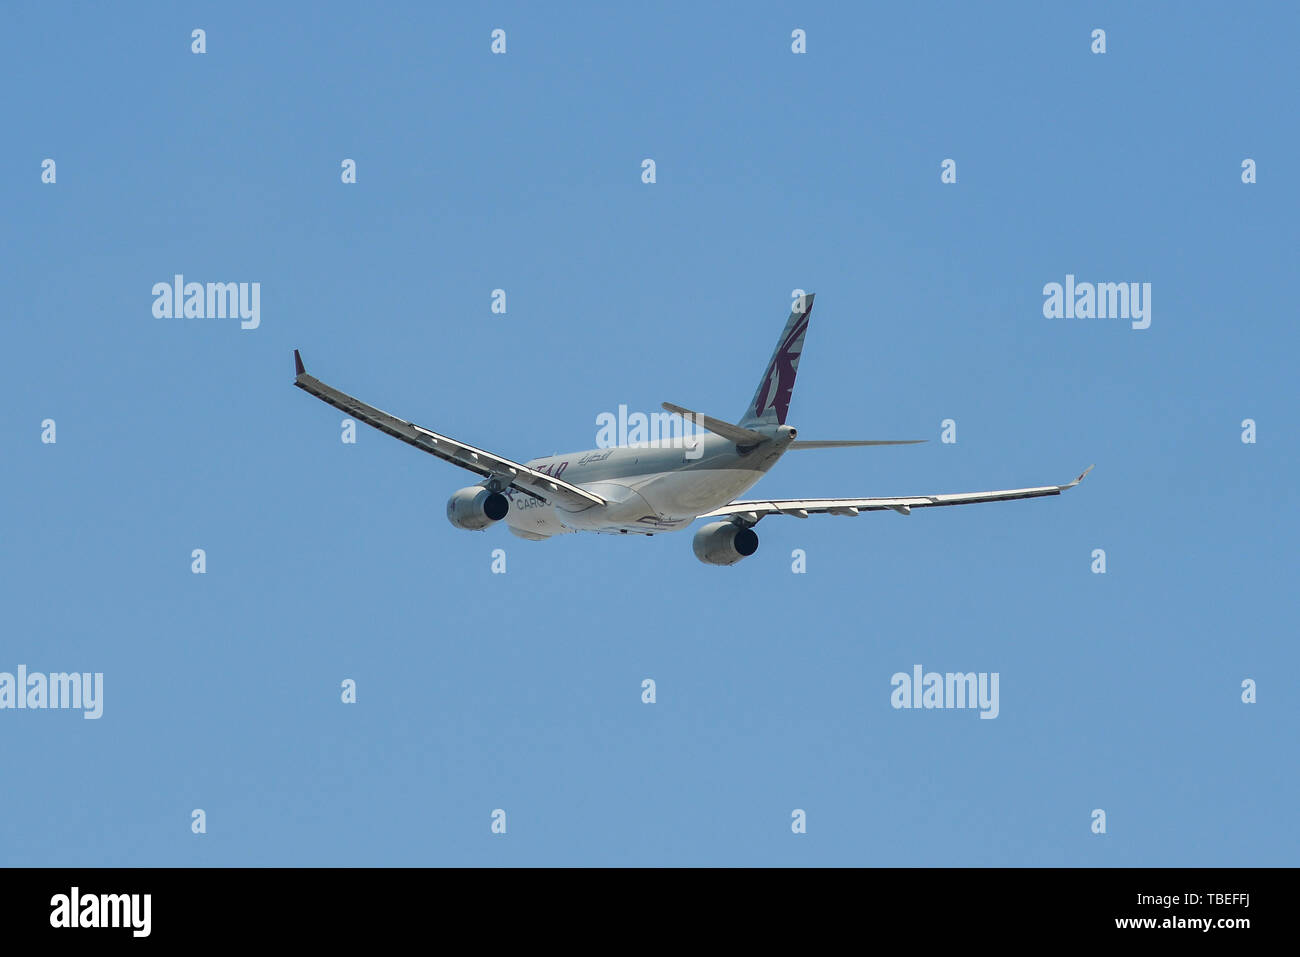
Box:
[292,350,605,510]
[698,466,1093,523]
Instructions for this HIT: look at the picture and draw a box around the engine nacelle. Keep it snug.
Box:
[692,521,759,566]
[446,486,509,531]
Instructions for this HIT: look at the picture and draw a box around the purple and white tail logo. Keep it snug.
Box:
[752,301,811,425]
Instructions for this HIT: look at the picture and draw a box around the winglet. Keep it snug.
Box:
[294,349,305,376]
[1064,464,1095,489]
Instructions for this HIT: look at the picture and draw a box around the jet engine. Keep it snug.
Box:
[692,520,759,566]
[446,486,509,530]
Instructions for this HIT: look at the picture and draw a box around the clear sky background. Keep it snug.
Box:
[3,2,1296,866]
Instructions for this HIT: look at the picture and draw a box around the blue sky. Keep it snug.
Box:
[2,1,1296,866]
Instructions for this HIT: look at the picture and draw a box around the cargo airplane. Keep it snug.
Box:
[293,294,1091,565]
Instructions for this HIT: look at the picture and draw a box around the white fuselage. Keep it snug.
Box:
[500,427,796,538]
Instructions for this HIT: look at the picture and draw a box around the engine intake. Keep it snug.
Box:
[446,486,509,530]
[692,521,759,566]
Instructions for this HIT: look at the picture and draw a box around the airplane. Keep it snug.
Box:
[293,293,1092,565]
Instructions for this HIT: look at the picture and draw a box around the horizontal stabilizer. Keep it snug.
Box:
[788,439,926,449]
[661,403,770,446]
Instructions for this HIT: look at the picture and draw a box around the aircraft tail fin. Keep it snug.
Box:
[739,294,813,427]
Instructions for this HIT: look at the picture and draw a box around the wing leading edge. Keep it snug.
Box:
[292,350,605,510]
[698,466,1094,524]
